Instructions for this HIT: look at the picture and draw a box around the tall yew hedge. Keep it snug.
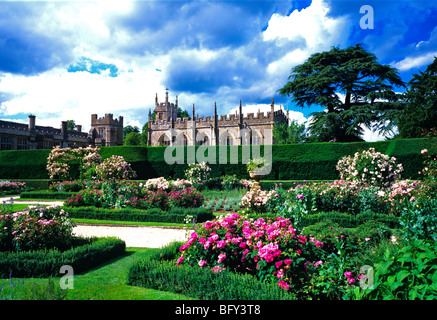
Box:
[0,138,435,181]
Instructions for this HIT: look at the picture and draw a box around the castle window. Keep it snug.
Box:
[0,136,12,150]
[226,136,233,145]
[199,135,209,146]
[251,132,261,145]
[99,129,104,138]
[158,134,171,146]
[17,137,29,150]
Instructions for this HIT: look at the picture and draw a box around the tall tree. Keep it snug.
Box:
[123,125,139,140]
[124,131,141,146]
[65,120,76,131]
[397,57,437,138]
[273,120,307,144]
[279,44,405,142]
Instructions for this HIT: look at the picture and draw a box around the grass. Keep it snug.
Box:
[1,203,40,212]
[1,247,194,300]
[72,218,187,228]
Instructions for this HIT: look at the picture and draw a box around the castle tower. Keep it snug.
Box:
[154,89,177,122]
[90,113,123,146]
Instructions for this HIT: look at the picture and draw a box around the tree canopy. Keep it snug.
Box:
[273,120,307,144]
[397,56,437,138]
[279,44,405,142]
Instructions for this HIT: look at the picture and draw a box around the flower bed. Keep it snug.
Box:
[0,205,75,252]
[177,213,326,294]
[65,184,204,211]
[0,181,26,195]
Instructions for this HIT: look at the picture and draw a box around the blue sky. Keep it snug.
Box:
[0,0,436,141]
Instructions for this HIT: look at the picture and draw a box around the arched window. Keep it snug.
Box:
[251,131,262,145]
[175,133,188,146]
[198,135,209,146]
[158,134,171,146]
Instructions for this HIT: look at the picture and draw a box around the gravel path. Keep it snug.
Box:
[73,224,190,248]
[1,196,190,248]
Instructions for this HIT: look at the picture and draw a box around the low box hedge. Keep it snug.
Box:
[246,211,401,229]
[0,237,126,278]
[20,191,79,200]
[64,206,214,224]
[127,241,295,300]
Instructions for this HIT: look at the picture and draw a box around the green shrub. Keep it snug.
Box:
[20,191,79,200]
[399,197,437,242]
[65,206,213,223]
[127,258,295,300]
[356,240,437,300]
[0,237,126,278]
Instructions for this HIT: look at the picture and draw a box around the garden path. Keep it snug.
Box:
[73,224,190,248]
[0,196,64,207]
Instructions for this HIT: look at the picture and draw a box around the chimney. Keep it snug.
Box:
[76,125,82,132]
[28,115,36,131]
[61,121,68,133]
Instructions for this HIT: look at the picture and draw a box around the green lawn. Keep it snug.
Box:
[1,247,194,300]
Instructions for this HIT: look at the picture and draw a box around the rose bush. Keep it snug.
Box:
[47,146,101,180]
[0,205,75,252]
[336,148,403,189]
[0,181,26,195]
[95,155,136,181]
[240,188,275,214]
[184,162,211,189]
[177,213,326,295]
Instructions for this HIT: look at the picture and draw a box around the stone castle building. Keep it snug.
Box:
[148,90,289,146]
[0,114,123,150]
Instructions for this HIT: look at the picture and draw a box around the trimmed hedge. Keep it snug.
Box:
[65,206,214,223]
[1,138,436,180]
[246,211,401,229]
[20,191,79,200]
[0,237,126,278]
[260,180,333,190]
[127,242,296,300]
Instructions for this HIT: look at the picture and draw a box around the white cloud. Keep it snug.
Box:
[392,51,437,71]
[262,0,351,80]
[0,65,165,132]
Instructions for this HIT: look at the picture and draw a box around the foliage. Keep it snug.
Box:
[273,120,307,144]
[399,197,437,242]
[124,132,141,146]
[279,44,405,142]
[336,148,403,188]
[356,240,437,300]
[123,125,140,140]
[221,174,240,191]
[397,57,437,138]
[246,158,268,173]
